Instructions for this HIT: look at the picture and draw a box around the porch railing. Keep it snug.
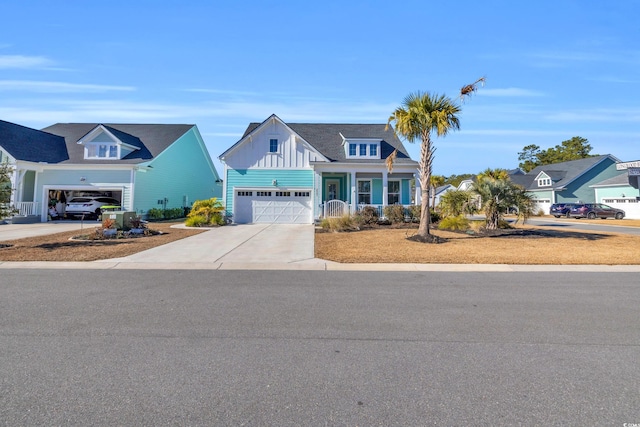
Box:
[321,201,415,220]
[15,202,40,216]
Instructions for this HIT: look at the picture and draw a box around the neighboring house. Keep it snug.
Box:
[219,114,419,224]
[509,155,624,214]
[432,184,455,208]
[591,160,640,219]
[0,120,221,222]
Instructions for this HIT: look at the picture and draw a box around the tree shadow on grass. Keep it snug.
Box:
[484,228,610,241]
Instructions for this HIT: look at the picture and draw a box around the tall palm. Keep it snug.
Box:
[429,174,446,210]
[387,92,461,239]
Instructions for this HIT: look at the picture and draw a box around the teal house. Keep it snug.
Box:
[591,160,640,219]
[509,155,624,214]
[1,120,221,222]
[219,114,419,223]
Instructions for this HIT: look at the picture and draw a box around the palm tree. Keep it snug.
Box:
[429,174,446,210]
[387,92,461,240]
[471,173,534,229]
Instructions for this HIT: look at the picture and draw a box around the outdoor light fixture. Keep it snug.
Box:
[272,179,277,186]
[80,176,86,182]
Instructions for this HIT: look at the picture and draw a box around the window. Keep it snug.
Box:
[370,144,377,157]
[257,191,272,197]
[86,143,118,159]
[357,180,371,204]
[269,139,278,153]
[295,191,310,197]
[275,191,291,197]
[359,144,367,156]
[237,191,253,196]
[349,144,357,156]
[388,181,400,204]
[538,178,551,187]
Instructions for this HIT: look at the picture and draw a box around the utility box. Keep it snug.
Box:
[102,211,137,230]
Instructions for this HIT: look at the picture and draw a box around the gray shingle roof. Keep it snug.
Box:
[0,119,68,163]
[240,118,416,164]
[515,155,619,190]
[590,172,632,187]
[42,123,194,164]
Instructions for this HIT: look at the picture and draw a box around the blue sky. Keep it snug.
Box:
[2,0,639,176]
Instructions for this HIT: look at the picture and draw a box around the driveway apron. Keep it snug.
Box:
[102,224,316,266]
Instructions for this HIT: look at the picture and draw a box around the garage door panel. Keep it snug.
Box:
[235,190,312,224]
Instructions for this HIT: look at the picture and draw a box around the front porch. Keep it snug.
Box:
[315,168,420,220]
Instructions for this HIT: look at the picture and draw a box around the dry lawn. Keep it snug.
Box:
[315,219,640,265]
[0,222,205,262]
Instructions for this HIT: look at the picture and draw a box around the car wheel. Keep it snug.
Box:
[587,212,596,219]
[554,215,561,218]
[615,212,624,219]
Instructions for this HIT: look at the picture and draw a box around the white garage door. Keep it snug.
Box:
[235,190,312,224]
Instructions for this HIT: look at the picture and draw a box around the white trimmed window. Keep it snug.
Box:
[349,144,357,156]
[538,178,551,187]
[388,180,400,204]
[269,139,278,153]
[357,180,371,204]
[86,143,118,159]
[370,144,377,157]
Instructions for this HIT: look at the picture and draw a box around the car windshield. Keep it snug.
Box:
[69,198,91,203]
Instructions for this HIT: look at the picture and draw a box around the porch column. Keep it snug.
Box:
[414,174,421,205]
[382,171,388,208]
[350,171,357,214]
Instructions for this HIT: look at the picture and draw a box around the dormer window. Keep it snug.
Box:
[343,138,381,159]
[78,125,140,160]
[87,143,118,159]
[538,178,551,187]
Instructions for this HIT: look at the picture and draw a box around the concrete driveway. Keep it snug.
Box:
[0,220,99,242]
[98,223,321,269]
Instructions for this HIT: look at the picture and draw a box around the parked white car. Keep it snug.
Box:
[65,196,120,218]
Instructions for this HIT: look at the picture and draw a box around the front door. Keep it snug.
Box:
[325,179,340,201]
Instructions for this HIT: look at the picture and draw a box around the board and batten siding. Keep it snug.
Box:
[223,120,324,170]
[225,169,314,215]
[134,126,221,215]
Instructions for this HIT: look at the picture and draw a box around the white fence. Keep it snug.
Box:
[15,202,40,216]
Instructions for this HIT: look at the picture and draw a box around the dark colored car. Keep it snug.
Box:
[569,203,625,220]
[550,203,578,218]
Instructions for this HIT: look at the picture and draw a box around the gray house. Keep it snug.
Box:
[509,155,624,214]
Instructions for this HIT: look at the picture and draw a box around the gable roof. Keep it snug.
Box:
[0,119,69,163]
[42,123,193,164]
[512,155,620,190]
[227,114,416,164]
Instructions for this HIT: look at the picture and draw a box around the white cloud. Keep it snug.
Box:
[0,55,53,69]
[0,80,136,93]
[479,88,545,97]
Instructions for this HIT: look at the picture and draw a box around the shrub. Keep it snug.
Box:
[102,217,116,229]
[407,205,421,222]
[430,209,441,224]
[186,197,226,227]
[383,205,406,224]
[438,215,470,231]
[357,205,379,225]
[184,214,209,227]
[320,215,360,232]
[147,208,164,220]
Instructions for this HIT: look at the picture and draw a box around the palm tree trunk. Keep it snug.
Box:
[417,132,433,238]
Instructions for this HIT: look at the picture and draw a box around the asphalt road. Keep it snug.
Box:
[1,270,639,426]
[527,217,640,235]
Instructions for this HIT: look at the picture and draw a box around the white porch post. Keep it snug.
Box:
[382,171,388,208]
[350,171,357,214]
[414,173,421,205]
